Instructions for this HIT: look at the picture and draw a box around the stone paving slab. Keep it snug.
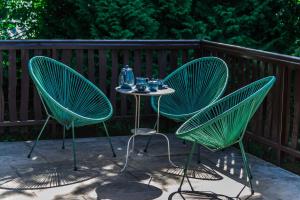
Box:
[0,134,299,200]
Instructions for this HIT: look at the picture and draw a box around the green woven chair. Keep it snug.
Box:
[145,57,229,155]
[175,76,275,195]
[151,57,229,121]
[27,56,116,170]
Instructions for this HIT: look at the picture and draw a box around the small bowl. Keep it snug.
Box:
[136,83,147,92]
[157,79,165,89]
[120,84,132,90]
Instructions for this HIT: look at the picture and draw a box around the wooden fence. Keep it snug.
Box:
[0,39,299,166]
[200,40,300,165]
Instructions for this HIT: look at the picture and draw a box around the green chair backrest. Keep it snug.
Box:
[176,76,275,151]
[151,57,229,122]
[29,56,112,127]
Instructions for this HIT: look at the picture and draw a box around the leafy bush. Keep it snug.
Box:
[1,0,299,55]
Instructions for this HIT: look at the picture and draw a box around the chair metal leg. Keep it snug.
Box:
[71,122,77,171]
[27,116,50,158]
[62,126,66,149]
[197,144,201,164]
[178,142,196,192]
[143,135,152,153]
[103,122,116,157]
[239,141,254,194]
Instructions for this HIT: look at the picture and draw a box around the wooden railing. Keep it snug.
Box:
[0,40,201,127]
[0,39,299,167]
[200,40,300,166]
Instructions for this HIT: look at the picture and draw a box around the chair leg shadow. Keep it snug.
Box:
[168,185,255,200]
[163,163,223,181]
[168,190,235,200]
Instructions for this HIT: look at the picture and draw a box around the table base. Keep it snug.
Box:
[120,132,177,172]
[130,128,156,135]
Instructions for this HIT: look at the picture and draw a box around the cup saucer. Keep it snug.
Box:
[158,84,168,89]
[135,89,150,93]
[120,84,133,90]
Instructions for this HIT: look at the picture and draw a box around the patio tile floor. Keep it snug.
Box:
[0,134,299,200]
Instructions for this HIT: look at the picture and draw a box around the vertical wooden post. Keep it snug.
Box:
[98,49,107,92]
[88,49,95,83]
[20,50,30,134]
[121,50,129,116]
[110,50,118,113]
[0,51,4,134]
[8,50,17,122]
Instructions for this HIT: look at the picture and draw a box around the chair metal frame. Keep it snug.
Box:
[144,57,229,161]
[27,56,116,170]
[176,76,276,195]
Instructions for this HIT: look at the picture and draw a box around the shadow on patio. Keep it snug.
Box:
[1,134,299,200]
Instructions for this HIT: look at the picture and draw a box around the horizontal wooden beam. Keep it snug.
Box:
[0,114,157,127]
[0,40,201,49]
[200,40,300,66]
[245,131,300,159]
[0,120,55,127]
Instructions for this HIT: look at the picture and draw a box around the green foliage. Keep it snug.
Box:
[189,0,300,55]
[39,0,159,39]
[148,0,194,39]
[0,0,45,39]
[91,0,159,39]
[38,0,91,39]
[1,0,299,56]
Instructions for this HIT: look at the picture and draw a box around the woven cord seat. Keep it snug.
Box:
[151,57,229,122]
[175,76,276,195]
[144,57,229,157]
[27,56,116,170]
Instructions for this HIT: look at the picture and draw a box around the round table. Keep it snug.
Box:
[116,86,177,172]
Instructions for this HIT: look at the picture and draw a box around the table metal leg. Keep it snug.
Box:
[134,95,138,134]
[132,95,140,152]
[122,94,177,172]
[137,95,141,128]
[144,95,161,153]
[155,95,177,168]
[121,134,136,172]
[156,95,162,132]
[121,132,177,172]
[156,133,178,168]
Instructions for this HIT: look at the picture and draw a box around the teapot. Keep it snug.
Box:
[119,65,135,89]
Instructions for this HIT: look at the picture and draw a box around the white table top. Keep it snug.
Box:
[115,86,175,96]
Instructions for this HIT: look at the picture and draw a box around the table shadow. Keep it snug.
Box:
[96,181,162,200]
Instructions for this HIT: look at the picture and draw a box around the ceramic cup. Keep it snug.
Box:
[136,77,149,85]
[148,80,159,91]
[157,79,164,89]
